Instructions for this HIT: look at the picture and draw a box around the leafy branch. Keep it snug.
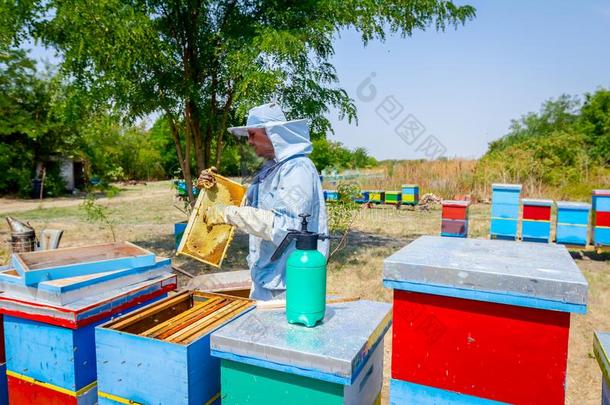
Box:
[327,183,362,260]
[80,193,117,242]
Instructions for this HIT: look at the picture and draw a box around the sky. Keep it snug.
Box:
[327,0,610,160]
[27,1,610,161]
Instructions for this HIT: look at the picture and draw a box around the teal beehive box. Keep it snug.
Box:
[211,300,392,404]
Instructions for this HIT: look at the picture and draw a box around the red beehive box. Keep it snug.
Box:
[383,236,588,404]
[391,290,569,403]
[441,200,469,221]
[596,211,610,227]
[7,373,96,405]
[522,199,553,221]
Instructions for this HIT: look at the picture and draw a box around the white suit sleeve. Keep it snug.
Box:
[224,206,275,241]
[267,162,316,247]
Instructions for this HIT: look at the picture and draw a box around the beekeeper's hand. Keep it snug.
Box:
[197,166,218,189]
[203,204,227,225]
[224,206,274,241]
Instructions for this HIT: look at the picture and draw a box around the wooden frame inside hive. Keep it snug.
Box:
[177,174,246,267]
[105,291,254,345]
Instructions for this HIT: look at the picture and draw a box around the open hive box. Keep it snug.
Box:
[178,174,246,268]
[104,291,254,344]
[10,241,155,286]
[96,291,254,405]
[0,242,175,405]
[0,257,171,306]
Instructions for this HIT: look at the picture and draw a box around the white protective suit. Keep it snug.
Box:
[225,103,329,301]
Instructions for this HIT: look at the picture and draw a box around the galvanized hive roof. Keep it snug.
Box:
[383,236,588,313]
[211,300,392,384]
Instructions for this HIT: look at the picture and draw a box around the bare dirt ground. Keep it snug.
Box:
[0,180,608,404]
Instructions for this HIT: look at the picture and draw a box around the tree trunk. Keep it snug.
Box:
[167,114,194,203]
[186,100,205,173]
[183,122,194,203]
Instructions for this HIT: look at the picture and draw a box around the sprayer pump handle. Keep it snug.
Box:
[298,214,311,231]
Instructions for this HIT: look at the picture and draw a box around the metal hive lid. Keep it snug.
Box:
[383,236,588,312]
[556,201,591,209]
[521,198,554,206]
[211,300,392,383]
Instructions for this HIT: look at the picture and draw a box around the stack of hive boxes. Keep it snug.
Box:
[385,191,402,207]
[556,202,591,246]
[96,291,254,405]
[383,236,588,404]
[369,190,385,205]
[0,242,176,404]
[323,190,339,202]
[401,184,419,206]
[440,200,469,238]
[353,190,371,204]
[490,183,522,240]
[521,199,553,243]
[593,190,610,248]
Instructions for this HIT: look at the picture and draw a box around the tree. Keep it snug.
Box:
[487,94,580,153]
[8,0,475,201]
[0,49,79,195]
[475,88,610,199]
[579,89,610,163]
[310,138,376,171]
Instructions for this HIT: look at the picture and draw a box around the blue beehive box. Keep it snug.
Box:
[556,202,591,246]
[0,258,171,307]
[0,363,6,405]
[10,242,156,286]
[96,291,254,405]
[522,220,551,243]
[594,227,610,246]
[521,198,553,243]
[401,184,419,205]
[324,190,339,202]
[593,190,610,247]
[175,222,188,249]
[0,243,176,404]
[593,189,610,212]
[490,184,522,240]
[491,184,522,205]
[354,190,370,204]
[490,219,519,240]
[3,274,175,404]
[491,203,520,219]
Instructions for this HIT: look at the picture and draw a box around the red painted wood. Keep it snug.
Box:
[522,205,551,221]
[391,289,570,404]
[595,211,610,227]
[0,315,4,363]
[0,283,176,329]
[7,375,77,405]
[441,205,468,220]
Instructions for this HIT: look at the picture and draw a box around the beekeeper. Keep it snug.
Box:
[198,103,328,301]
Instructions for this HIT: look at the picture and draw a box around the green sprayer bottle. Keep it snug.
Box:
[271,214,329,327]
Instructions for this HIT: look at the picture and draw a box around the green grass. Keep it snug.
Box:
[4,206,83,221]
